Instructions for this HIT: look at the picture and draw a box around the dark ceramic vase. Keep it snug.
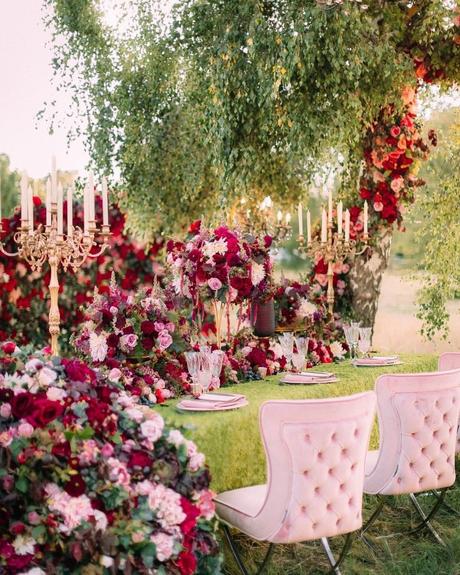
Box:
[251,298,276,337]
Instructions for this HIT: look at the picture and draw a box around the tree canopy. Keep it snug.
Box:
[46,0,459,240]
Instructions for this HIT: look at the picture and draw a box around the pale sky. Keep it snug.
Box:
[0,1,89,178]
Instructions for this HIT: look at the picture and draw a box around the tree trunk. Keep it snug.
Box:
[348,229,393,330]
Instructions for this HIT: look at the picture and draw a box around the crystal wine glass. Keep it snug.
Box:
[279,332,294,369]
[292,351,305,372]
[358,327,372,358]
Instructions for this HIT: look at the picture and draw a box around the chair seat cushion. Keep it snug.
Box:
[365,450,379,476]
[214,484,268,539]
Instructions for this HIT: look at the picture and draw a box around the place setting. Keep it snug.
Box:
[278,333,339,385]
[177,348,248,412]
[343,323,402,367]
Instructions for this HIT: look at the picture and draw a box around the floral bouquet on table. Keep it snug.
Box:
[73,280,190,399]
[166,221,273,344]
[0,345,221,574]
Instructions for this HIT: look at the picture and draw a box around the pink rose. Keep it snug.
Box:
[390,176,404,194]
[208,277,222,291]
[151,532,174,562]
[28,511,41,525]
[0,404,11,418]
[120,334,138,352]
[101,443,114,458]
[390,126,401,138]
[140,415,164,442]
[154,322,165,332]
[18,422,34,438]
[166,322,175,333]
[373,201,384,212]
[157,330,173,350]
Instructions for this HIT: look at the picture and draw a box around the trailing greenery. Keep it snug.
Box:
[417,110,460,339]
[45,0,459,241]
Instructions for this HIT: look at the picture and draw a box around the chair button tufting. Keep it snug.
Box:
[312,522,318,530]
[305,434,310,442]
[314,487,320,494]
[331,432,337,441]
[409,462,414,468]
[318,451,323,460]
[303,470,309,477]
[351,462,357,471]
[301,506,307,513]
[339,483,345,491]
[328,468,334,476]
[326,503,332,511]
[336,518,342,527]
[353,429,359,437]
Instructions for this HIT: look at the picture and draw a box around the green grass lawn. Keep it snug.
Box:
[157,354,460,574]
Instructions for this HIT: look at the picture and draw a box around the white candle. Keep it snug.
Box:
[28,185,34,235]
[83,182,89,234]
[298,203,303,236]
[345,209,350,242]
[20,172,28,224]
[285,212,291,224]
[51,156,57,203]
[328,188,333,223]
[88,172,95,224]
[0,178,2,222]
[306,209,311,243]
[102,176,109,226]
[337,201,343,236]
[67,185,73,237]
[57,183,64,236]
[321,209,327,243]
[46,178,52,227]
[277,210,282,223]
[364,200,368,236]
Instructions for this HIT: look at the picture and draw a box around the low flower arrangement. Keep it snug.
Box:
[166,221,273,309]
[72,281,190,399]
[0,344,221,574]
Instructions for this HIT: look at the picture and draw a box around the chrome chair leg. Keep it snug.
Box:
[408,491,446,547]
[320,533,353,575]
[222,524,274,575]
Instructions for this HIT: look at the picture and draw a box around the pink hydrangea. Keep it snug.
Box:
[140,415,164,442]
[151,532,175,562]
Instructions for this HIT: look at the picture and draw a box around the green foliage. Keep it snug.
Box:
[45,0,459,240]
[417,110,460,339]
[0,154,19,219]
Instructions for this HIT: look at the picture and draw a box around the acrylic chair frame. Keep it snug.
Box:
[361,369,460,548]
[215,391,377,575]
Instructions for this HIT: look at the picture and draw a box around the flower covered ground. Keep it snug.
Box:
[0,344,221,574]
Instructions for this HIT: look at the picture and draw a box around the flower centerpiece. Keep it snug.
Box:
[167,221,273,344]
[0,344,221,574]
[72,280,190,398]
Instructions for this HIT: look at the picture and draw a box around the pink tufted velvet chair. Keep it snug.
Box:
[215,392,376,575]
[438,353,460,453]
[362,369,460,546]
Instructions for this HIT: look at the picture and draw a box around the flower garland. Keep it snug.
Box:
[0,343,221,574]
[0,198,164,351]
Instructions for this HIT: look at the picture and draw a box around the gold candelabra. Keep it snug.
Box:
[232,197,293,243]
[298,219,368,316]
[0,193,111,357]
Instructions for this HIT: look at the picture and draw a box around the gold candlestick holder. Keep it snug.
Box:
[0,203,111,356]
[298,221,369,316]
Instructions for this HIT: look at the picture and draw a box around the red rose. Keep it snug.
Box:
[1,341,16,354]
[155,388,165,404]
[7,553,34,570]
[128,451,153,469]
[141,320,156,335]
[33,399,64,427]
[359,188,371,200]
[176,551,197,575]
[180,497,200,535]
[246,347,267,368]
[64,359,94,383]
[52,441,71,459]
[314,258,328,275]
[11,392,35,419]
[189,220,202,235]
[10,522,26,535]
[86,399,110,427]
[64,474,87,497]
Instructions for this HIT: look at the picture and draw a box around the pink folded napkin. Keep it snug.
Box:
[178,393,247,411]
[281,373,337,385]
[354,356,399,366]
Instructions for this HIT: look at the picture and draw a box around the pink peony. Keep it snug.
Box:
[390,176,404,194]
[140,415,164,442]
[119,334,138,353]
[0,403,11,418]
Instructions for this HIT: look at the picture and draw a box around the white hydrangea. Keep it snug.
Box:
[251,262,265,286]
[203,238,227,260]
[89,332,108,362]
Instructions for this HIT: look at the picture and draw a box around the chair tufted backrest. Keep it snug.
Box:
[252,392,376,543]
[438,353,460,453]
[365,370,460,497]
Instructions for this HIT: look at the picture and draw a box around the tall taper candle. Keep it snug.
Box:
[306,209,311,243]
[298,203,303,236]
[102,176,109,226]
[345,209,350,242]
[88,173,95,224]
[67,185,73,237]
[286,212,291,224]
[328,188,333,223]
[321,208,327,243]
[0,178,2,223]
[28,185,34,235]
[46,178,52,226]
[277,210,282,222]
[51,156,57,203]
[57,184,64,236]
[83,182,89,234]
[364,200,368,237]
[20,172,28,225]
[337,201,343,236]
